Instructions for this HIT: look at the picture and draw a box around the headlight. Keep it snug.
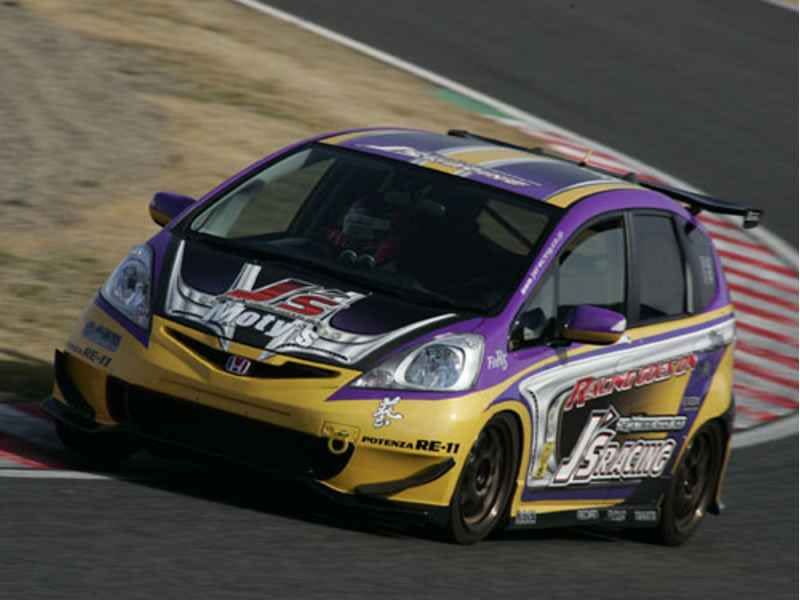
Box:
[352,334,484,391]
[100,244,153,328]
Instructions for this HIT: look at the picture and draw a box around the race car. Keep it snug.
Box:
[45,127,762,544]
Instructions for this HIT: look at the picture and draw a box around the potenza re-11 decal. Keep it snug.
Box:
[551,404,678,488]
[564,353,698,412]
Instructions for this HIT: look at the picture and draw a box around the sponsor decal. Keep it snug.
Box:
[200,279,365,349]
[361,435,461,454]
[521,230,564,296]
[633,509,658,523]
[616,414,687,433]
[564,353,698,412]
[514,510,537,526]
[533,440,555,479]
[551,404,677,488]
[82,321,121,352]
[359,145,540,188]
[372,396,403,429]
[576,508,600,521]
[224,355,252,376]
[67,341,112,368]
[487,349,508,371]
[606,509,627,523]
[681,395,702,411]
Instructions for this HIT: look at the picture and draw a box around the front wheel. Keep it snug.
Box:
[446,413,520,545]
[653,422,723,546]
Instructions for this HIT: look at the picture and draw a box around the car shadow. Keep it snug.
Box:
[0,348,53,401]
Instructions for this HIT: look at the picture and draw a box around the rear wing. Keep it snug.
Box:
[446,129,764,229]
[635,182,762,229]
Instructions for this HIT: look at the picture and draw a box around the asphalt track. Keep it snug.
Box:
[262,0,799,247]
[2,2,797,599]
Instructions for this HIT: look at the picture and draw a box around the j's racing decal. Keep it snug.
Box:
[564,353,698,412]
[551,404,676,488]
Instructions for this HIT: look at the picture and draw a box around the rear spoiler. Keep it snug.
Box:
[446,129,764,229]
[636,182,762,229]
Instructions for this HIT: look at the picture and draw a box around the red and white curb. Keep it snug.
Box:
[231,0,798,445]
[0,404,109,479]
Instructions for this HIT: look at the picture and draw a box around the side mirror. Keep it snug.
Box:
[149,192,195,227]
[509,308,551,350]
[561,305,626,345]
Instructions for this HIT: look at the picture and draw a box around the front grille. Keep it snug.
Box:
[167,329,339,379]
[106,377,351,480]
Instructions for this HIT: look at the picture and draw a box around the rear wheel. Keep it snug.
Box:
[56,421,139,469]
[654,422,723,546]
[447,413,520,545]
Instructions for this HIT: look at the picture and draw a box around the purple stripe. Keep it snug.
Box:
[522,485,636,502]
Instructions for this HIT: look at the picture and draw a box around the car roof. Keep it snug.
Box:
[320,128,640,204]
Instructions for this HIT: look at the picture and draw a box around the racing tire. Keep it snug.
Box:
[446,413,520,545]
[55,421,139,469]
[653,422,723,546]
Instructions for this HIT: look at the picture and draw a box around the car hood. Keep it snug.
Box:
[160,238,463,366]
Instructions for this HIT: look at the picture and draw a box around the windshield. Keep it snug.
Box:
[190,143,557,313]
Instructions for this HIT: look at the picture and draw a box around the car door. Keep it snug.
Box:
[516,210,718,513]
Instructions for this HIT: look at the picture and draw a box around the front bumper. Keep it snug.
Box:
[50,302,495,509]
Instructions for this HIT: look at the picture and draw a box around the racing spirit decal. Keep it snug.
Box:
[165,241,455,364]
[564,353,698,412]
[358,145,541,188]
[551,404,682,488]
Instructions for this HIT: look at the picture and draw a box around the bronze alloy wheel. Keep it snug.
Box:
[654,422,723,546]
[448,413,520,544]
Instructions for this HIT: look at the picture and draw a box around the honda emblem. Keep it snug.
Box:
[225,355,252,376]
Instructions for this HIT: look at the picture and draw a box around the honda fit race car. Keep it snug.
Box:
[46,128,761,544]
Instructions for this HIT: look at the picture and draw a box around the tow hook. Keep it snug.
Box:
[322,422,359,455]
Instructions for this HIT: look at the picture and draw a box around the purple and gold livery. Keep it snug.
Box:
[47,128,749,543]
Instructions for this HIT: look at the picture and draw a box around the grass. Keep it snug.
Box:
[0,0,546,396]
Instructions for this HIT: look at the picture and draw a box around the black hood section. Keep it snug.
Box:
[177,240,443,336]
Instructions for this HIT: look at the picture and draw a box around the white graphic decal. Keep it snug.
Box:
[551,404,676,488]
[359,144,540,187]
[487,349,509,371]
[373,396,403,429]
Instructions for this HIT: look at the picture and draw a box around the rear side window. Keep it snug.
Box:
[633,214,686,321]
[685,225,718,311]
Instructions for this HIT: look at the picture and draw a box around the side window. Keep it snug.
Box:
[633,214,686,322]
[515,217,626,346]
[685,224,718,311]
[558,218,626,317]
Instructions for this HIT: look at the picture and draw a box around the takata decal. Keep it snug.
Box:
[358,145,541,188]
[551,404,676,488]
[564,353,698,412]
